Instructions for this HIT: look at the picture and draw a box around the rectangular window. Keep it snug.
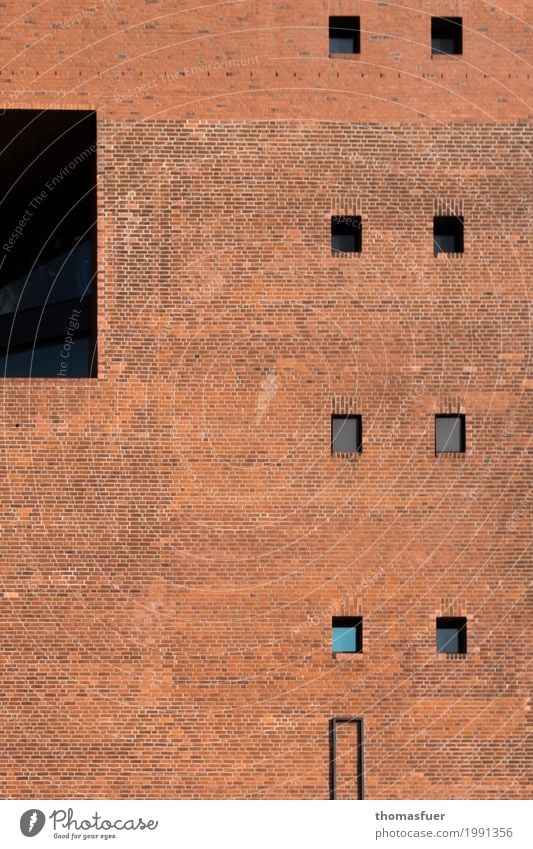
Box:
[331,215,362,255]
[0,110,97,378]
[431,17,463,55]
[332,616,363,653]
[436,617,467,654]
[329,717,364,799]
[332,414,362,454]
[433,216,464,255]
[435,414,465,454]
[329,16,360,55]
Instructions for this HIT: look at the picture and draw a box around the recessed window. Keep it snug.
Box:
[0,110,97,378]
[332,616,362,653]
[435,414,465,454]
[329,16,360,55]
[331,216,362,255]
[436,617,467,654]
[332,414,362,454]
[431,17,462,55]
[329,717,364,800]
[433,215,464,255]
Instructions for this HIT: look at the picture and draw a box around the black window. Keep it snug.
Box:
[0,110,97,377]
[332,414,362,454]
[431,17,462,55]
[436,617,467,654]
[331,216,362,254]
[332,616,363,653]
[433,215,464,255]
[329,17,360,55]
[435,414,465,454]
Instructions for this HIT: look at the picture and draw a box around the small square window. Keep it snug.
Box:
[435,414,465,454]
[332,414,362,454]
[332,617,362,653]
[431,17,462,55]
[433,216,464,255]
[331,216,362,254]
[329,16,360,55]
[436,617,467,654]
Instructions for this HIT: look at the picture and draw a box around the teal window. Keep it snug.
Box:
[0,109,97,378]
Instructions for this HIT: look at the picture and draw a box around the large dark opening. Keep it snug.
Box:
[331,414,362,454]
[0,110,97,377]
[431,17,463,55]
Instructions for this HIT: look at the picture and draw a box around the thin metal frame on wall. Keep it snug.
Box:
[328,716,364,800]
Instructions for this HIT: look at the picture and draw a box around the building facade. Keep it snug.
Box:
[0,1,531,798]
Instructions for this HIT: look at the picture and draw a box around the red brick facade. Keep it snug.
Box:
[0,2,531,798]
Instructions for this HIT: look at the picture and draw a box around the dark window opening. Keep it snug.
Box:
[436,617,467,654]
[0,110,97,377]
[332,616,362,653]
[329,17,360,55]
[331,215,362,254]
[431,17,462,55]
[332,414,362,454]
[433,215,464,255]
[329,717,364,800]
[435,414,465,454]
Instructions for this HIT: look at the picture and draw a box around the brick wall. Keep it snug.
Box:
[0,2,531,799]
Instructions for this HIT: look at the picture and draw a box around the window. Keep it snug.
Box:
[436,617,467,654]
[431,17,462,55]
[0,110,97,377]
[332,616,362,653]
[433,215,464,255]
[329,717,364,799]
[332,414,362,454]
[331,215,362,254]
[329,16,360,55]
[435,414,465,454]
